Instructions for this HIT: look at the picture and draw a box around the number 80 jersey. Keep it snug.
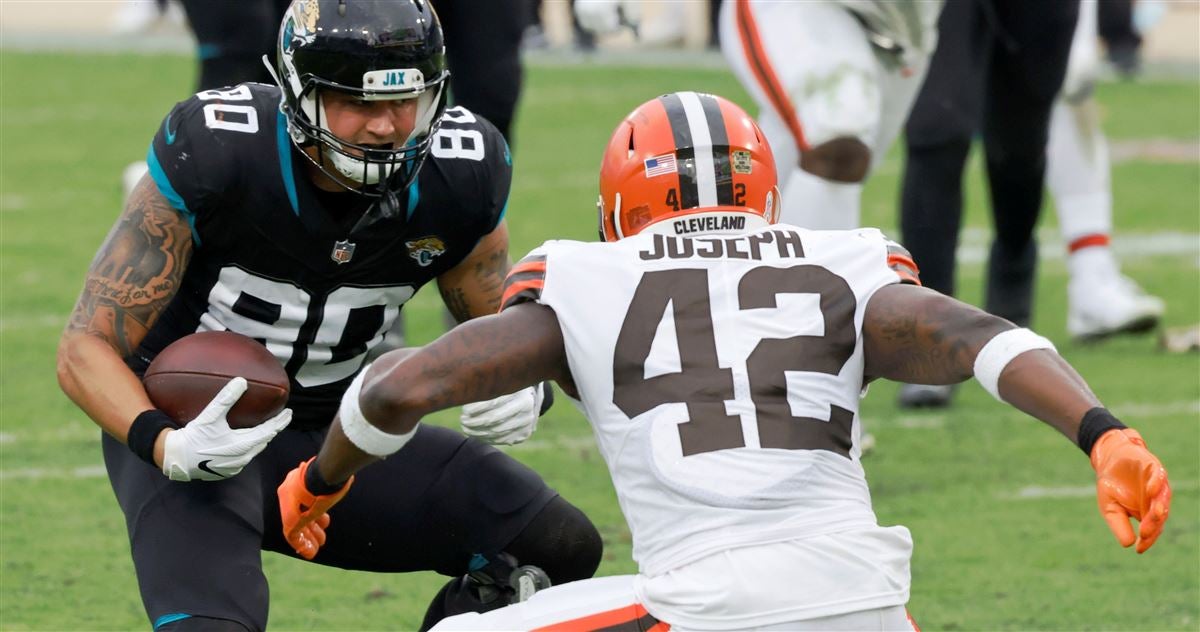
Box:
[501,224,920,577]
[134,83,511,430]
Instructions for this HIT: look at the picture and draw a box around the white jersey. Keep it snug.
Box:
[501,224,918,619]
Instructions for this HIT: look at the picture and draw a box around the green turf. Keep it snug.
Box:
[1,50,1197,630]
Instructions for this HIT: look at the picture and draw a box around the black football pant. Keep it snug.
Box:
[431,0,530,146]
[104,424,600,631]
[900,0,1079,326]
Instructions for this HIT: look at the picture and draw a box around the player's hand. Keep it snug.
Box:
[574,0,640,36]
[278,457,353,560]
[1089,428,1171,553]
[160,377,293,482]
[460,383,549,445]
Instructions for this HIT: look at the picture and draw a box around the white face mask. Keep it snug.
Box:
[314,89,441,186]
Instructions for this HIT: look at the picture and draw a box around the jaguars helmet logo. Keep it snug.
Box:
[406,236,446,267]
[284,0,320,50]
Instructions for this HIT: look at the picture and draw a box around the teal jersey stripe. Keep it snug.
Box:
[276,111,300,217]
[153,613,191,629]
[407,179,420,221]
[146,145,200,246]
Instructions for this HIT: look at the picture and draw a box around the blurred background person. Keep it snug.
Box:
[121,0,290,195]
[176,0,289,91]
[896,0,1080,409]
[433,0,529,146]
[1098,0,1143,76]
[718,0,942,231]
[1048,0,1164,343]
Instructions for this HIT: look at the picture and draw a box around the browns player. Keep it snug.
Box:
[57,1,600,630]
[279,92,1170,630]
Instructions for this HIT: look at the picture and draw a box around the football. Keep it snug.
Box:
[144,331,290,429]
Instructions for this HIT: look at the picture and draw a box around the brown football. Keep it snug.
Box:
[144,331,289,428]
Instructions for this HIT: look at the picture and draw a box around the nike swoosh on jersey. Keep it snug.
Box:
[164,114,177,145]
[197,460,226,478]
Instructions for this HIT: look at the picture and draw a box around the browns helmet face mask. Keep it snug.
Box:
[598,91,780,242]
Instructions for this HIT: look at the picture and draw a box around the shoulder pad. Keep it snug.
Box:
[500,247,549,311]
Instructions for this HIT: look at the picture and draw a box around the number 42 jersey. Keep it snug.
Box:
[501,224,920,624]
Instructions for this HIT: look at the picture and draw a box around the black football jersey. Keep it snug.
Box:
[132,83,511,428]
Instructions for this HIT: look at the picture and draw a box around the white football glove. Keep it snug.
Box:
[161,377,293,482]
[574,0,640,36]
[460,384,544,446]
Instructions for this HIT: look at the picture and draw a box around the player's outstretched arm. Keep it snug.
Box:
[56,176,193,444]
[280,302,569,557]
[862,284,1171,553]
[316,301,569,484]
[435,220,553,444]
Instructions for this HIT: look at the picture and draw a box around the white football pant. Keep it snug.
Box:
[429,574,917,632]
[719,0,929,230]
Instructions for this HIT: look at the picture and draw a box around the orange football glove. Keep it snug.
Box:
[1089,428,1171,553]
[278,458,353,560]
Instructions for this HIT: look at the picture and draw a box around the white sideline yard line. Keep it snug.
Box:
[878,400,1198,431]
[0,314,64,331]
[1006,480,1198,500]
[0,465,107,481]
[956,229,1200,265]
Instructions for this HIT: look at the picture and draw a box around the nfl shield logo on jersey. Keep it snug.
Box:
[331,240,356,264]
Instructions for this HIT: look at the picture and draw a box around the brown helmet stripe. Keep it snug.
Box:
[658,92,700,210]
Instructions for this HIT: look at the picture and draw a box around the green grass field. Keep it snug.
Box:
[1,49,1197,630]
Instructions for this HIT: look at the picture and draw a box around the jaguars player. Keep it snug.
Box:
[57,1,600,630]
[280,92,1170,630]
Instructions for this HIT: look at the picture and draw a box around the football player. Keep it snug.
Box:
[57,2,601,630]
[896,0,1081,408]
[278,92,1171,630]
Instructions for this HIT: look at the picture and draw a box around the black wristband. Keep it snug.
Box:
[304,459,347,496]
[1077,407,1128,456]
[127,409,179,466]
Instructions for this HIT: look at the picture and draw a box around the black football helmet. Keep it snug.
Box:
[274,0,449,198]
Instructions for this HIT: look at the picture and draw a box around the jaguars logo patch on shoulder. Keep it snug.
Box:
[406,236,446,267]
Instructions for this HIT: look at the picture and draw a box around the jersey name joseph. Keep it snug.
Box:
[504,225,918,576]
[136,83,510,428]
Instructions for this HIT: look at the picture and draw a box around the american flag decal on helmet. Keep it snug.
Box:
[644,153,677,178]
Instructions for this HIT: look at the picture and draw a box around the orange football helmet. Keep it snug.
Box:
[598,92,780,242]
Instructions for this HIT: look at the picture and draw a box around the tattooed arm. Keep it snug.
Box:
[862,284,1100,442]
[56,176,193,448]
[314,302,569,483]
[436,220,511,322]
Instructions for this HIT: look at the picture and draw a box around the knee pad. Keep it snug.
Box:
[800,137,871,182]
[504,495,602,584]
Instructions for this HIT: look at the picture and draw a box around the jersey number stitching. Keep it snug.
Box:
[612,265,857,458]
[196,85,260,135]
[199,266,414,387]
